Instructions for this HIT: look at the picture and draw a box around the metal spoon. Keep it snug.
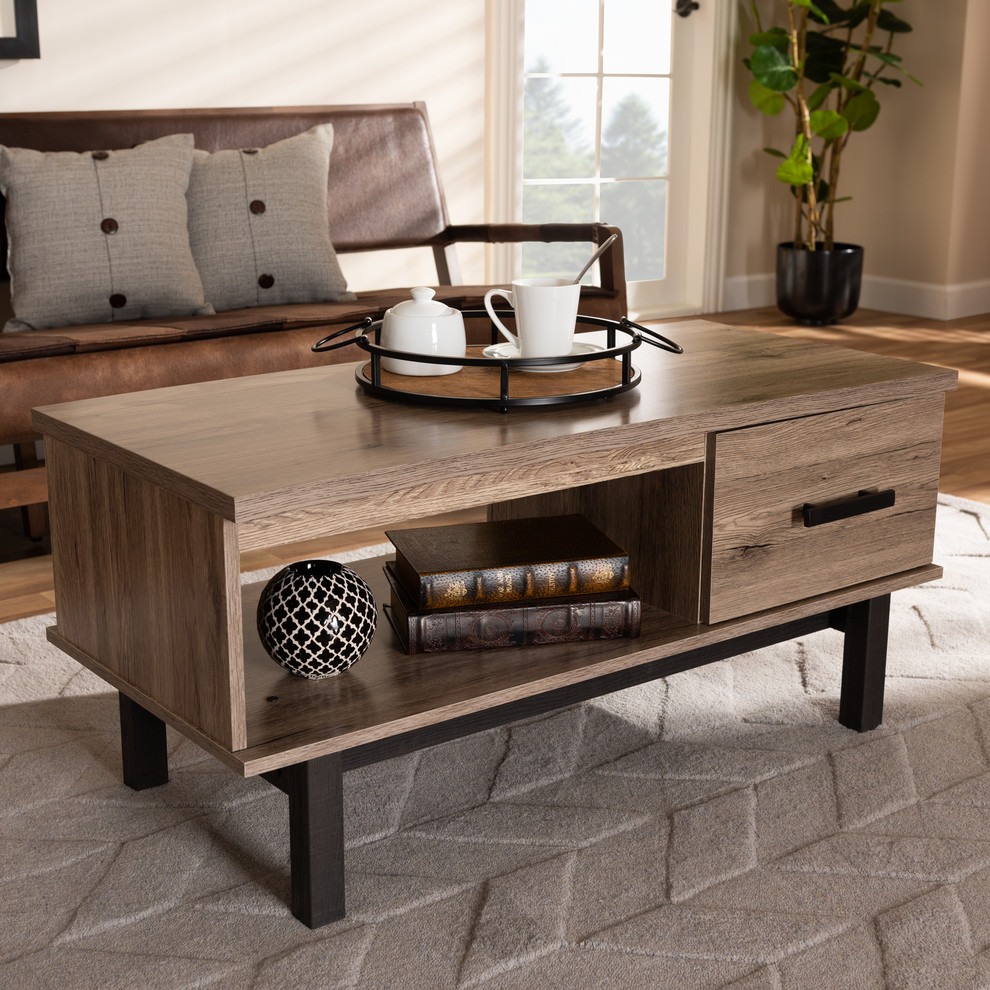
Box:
[572,233,619,284]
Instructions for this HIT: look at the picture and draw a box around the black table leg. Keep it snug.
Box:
[838,594,891,732]
[118,693,169,790]
[284,753,345,928]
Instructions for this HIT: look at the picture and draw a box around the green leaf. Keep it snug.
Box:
[868,74,903,87]
[751,44,798,92]
[789,0,829,22]
[842,89,880,131]
[749,79,786,115]
[806,82,832,111]
[877,9,912,32]
[808,0,848,24]
[778,157,814,186]
[850,46,903,67]
[810,109,849,141]
[829,72,867,93]
[749,27,790,50]
[776,135,814,186]
[804,33,847,83]
[845,3,871,28]
[763,147,787,159]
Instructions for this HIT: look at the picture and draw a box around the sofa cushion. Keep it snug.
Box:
[0,133,212,332]
[0,284,623,363]
[187,124,353,313]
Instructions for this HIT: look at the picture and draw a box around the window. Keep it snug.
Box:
[488,0,733,317]
[521,0,670,286]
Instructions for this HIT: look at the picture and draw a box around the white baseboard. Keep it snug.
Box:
[861,275,990,321]
[720,273,990,321]
[721,274,775,312]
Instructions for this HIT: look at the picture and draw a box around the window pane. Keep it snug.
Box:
[600,78,669,178]
[523,77,598,179]
[603,0,671,74]
[521,183,594,277]
[524,0,599,73]
[600,180,666,282]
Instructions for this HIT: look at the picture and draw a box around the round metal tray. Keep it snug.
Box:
[313,312,682,412]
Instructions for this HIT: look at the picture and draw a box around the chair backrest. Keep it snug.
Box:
[0,102,452,273]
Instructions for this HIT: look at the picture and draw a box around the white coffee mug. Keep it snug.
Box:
[483,277,581,357]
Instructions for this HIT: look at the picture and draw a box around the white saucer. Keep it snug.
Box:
[482,340,603,372]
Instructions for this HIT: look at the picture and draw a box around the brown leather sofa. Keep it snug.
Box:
[0,103,626,531]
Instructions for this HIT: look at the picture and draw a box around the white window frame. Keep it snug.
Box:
[485,0,737,318]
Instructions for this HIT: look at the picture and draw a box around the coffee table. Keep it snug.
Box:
[32,320,957,927]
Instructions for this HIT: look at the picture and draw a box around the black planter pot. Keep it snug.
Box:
[776,241,864,326]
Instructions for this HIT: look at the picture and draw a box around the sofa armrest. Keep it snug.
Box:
[431,222,625,307]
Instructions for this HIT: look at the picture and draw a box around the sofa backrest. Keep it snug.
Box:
[0,103,452,276]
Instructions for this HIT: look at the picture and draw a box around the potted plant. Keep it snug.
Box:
[743,0,918,324]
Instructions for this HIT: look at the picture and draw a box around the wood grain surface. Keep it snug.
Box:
[0,466,46,510]
[45,438,246,749]
[230,557,942,776]
[359,345,630,401]
[4,308,980,630]
[704,395,944,623]
[490,463,705,622]
[31,322,956,531]
[47,562,944,779]
[707,307,987,503]
[31,319,957,773]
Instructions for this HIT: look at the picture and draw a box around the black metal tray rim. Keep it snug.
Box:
[312,313,680,412]
[313,312,682,368]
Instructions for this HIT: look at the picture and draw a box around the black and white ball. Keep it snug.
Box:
[256,560,377,678]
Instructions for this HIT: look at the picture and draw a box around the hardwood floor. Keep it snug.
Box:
[1,306,986,623]
[703,307,990,504]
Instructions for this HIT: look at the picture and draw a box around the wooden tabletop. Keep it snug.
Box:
[32,320,957,546]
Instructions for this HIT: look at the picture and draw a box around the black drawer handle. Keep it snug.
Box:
[803,489,896,527]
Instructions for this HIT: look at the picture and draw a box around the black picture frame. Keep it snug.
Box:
[0,0,40,59]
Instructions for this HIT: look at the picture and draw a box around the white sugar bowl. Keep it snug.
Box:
[380,287,466,376]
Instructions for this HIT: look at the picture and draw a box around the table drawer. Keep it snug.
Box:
[704,396,944,623]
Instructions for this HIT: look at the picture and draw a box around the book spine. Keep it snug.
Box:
[402,597,641,653]
[412,557,631,609]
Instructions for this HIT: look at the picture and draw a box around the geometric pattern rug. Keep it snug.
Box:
[1,493,988,990]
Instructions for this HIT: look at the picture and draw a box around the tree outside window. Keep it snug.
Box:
[521,1,669,283]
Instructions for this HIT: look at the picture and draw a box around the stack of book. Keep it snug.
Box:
[383,514,641,653]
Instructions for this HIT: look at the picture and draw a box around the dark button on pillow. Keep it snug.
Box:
[109,293,127,308]
[258,274,275,289]
[249,199,266,215]
[91,150,110,161]
[100,217,119,234]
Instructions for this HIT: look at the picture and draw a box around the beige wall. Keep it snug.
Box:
[0,0,488,290]
[4,2,984,315]
[947,0,990,286]
[724,0,989,315]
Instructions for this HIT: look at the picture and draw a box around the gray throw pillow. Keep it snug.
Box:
[187,124,353,312]
[0,133,213,331]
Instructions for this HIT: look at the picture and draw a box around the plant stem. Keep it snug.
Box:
[787,2,819,249]
[847,1,881,88]
[749,0,763,33]
[826,2,882,249]
[794,181,803,247]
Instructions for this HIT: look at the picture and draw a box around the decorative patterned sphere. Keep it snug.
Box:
[256,560,377,678]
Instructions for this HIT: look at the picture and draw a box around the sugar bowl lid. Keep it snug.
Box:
[387,286,457,318]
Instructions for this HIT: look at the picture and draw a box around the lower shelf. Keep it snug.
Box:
[234,555,943,776]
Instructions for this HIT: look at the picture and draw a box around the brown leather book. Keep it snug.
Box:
[383,561,641,654]
[384,514,630,609]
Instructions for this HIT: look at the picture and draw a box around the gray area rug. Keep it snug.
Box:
[1,494,989,989]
